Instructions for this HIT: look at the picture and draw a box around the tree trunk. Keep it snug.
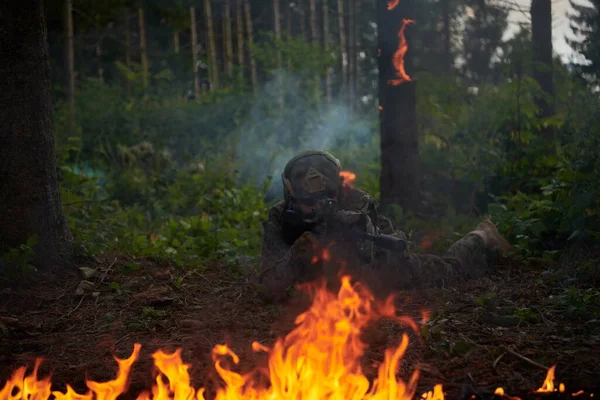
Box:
[0,0,71,268]
[348,0,356,107]
[378,0,420,211]
[299,0,307,41]
[124,10,132,95]
[65,0,75,129]
[337,0,347,97]
[190,7,200,98]
[138,8,149,90]
[310,0,319,42]
[236,0,245,82]
[353,0,360,110]
[205,0,219,90]
[531,0,555,141]
[96,15,104,83]
[274,0,282,69]
[442,0,452,72]
[323,0,332,103]
[286,2,292,69]
[174,30,180,53]
[224,0,234,75]
[244,0,257,90]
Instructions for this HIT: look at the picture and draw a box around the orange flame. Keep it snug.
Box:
[388,19,414,86]
[0,277,581,400]
[387,0,400,10]
[340,170,357,188]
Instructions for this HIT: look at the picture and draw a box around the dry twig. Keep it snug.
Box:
[501,345,549,371]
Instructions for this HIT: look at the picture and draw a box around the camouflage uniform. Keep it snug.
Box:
[257,151,501,301]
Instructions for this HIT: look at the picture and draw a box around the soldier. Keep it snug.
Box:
[257,150,513,301]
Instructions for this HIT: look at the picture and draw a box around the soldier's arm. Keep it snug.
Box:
[257,215,313,301]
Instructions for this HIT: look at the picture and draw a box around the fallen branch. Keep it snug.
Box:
[501,345,549,371]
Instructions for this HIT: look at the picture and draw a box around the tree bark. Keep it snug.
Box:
[337,0,347,97]
[353,0,360,110]
[224,0,234,75]
[244,0,257,90]
[95,15,104,83]
[531,0,555,141]
[174,30,180,53]
[190,7,200,98]
[205,0,219,90]
[442,0,452,72]
[323,0,332,103]
[378,0,420,211]
[124,10,132,95]
[348,0,356,107]
[0,0,71,268]
[310,0,319,42]
[274,0,282,69]
[286,2,292,69]
[299,0,307,41]
[138,8,149,90]
[236,0,245,82]
[65,0,75,129]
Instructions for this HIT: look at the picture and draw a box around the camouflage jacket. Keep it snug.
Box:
[257,188,406,300]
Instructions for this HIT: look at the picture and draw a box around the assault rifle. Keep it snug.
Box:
[281,202,407,252]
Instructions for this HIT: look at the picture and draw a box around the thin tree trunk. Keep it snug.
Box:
[531,0,555,141]
[286,2,292,69]
[377,0,420,211]
[310,0,319,42]
[324,0,332,103]
[65,0,75,128]
[236,0,245,82]
[353,0,360,110]
[224,0,234,75]
[190,7,200,98]
[174,30,180,53]
[0,0,72,267]
[274,0,282,69]
[205,0,219,90]
[442,0,452,72]
[299,0,307,41]
[124,10,132,95]
[337,0,347,97]
[244,0,257,90]
[348,0,356,107]
[273,0,284,106]
[138,8,149,90]
[96,15,104,83]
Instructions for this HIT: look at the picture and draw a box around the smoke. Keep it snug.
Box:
[234,69,375,200]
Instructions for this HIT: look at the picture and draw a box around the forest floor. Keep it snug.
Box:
[0,253,599,399]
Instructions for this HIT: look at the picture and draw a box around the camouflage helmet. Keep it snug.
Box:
[281,150,343,203]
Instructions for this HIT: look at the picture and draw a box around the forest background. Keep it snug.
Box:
[2,0,600,319]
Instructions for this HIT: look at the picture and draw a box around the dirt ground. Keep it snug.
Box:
[0,254,598,399]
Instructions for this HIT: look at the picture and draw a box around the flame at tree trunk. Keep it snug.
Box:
[0,275,584,400]
[388,19,414,86]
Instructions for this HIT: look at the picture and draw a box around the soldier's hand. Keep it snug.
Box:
[333,210,367,230]
[291,231,317,254]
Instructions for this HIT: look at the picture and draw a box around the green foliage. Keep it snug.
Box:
[61,154,268,266]
[1,236,38,279]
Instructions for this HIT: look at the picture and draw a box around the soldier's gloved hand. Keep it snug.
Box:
[332,210,368,231]
[290,231,317,261]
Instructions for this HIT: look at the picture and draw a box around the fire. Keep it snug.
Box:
[340,170,357,188]
[0,276,588,400]
[387,0,400,10]
[388,19,414,86]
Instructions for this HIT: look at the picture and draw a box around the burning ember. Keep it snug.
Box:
[388,19,414,86]
[340,170,357,188]
[0,275,589,400]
